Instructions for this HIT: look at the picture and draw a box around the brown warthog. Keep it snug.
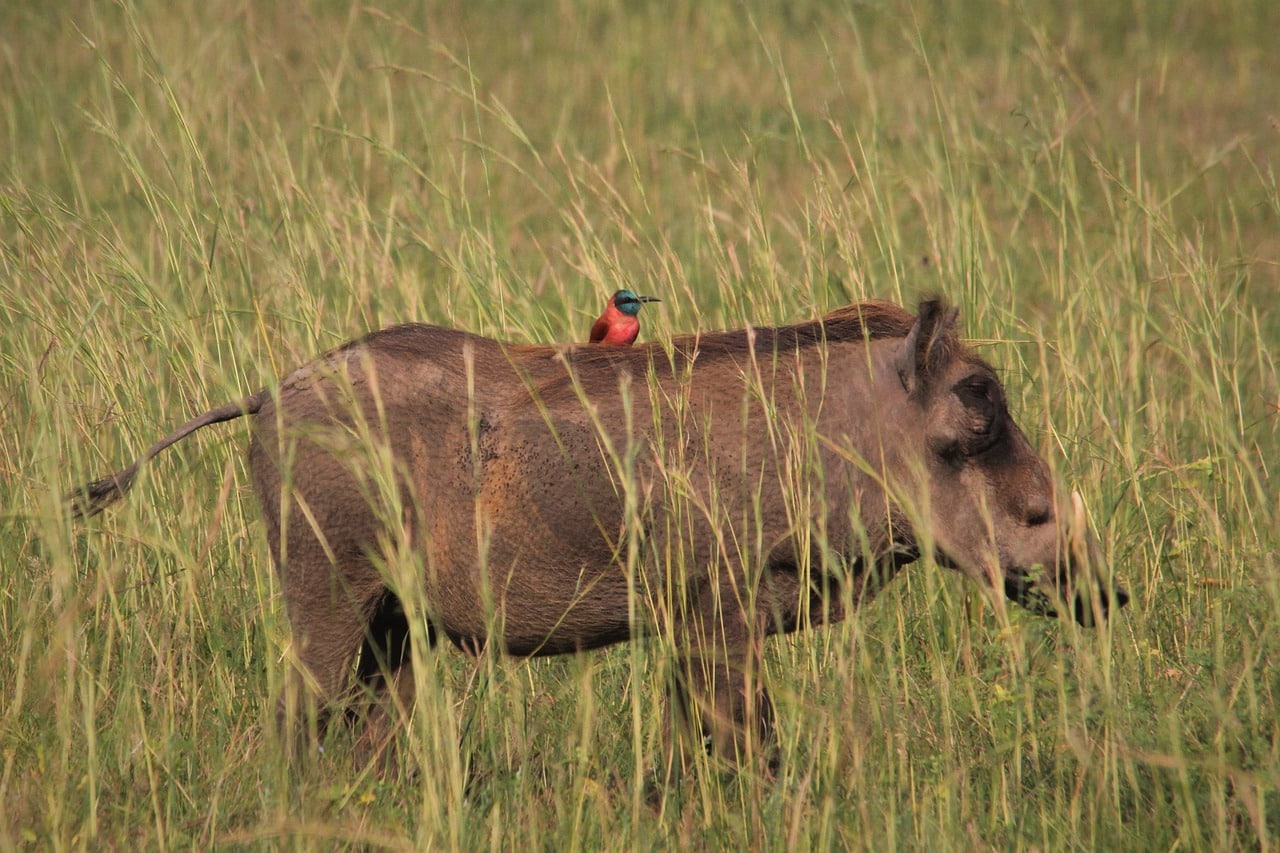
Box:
[73,298,1127,771]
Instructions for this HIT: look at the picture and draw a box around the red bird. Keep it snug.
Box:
[588,289,661,345]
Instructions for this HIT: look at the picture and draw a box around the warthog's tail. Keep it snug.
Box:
[69,389,269,519]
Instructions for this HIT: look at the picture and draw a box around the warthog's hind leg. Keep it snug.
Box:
[273,550,390,753]
[350,590,438,774]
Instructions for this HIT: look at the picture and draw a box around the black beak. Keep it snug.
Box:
[638,295,661,304]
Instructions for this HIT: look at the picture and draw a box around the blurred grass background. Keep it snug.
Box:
[2,0,1277,847]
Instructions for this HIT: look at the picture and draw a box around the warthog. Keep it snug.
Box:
[73,298,1127,771]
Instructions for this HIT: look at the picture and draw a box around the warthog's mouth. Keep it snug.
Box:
[1003,571,1131,626]
[928,544,1131,626]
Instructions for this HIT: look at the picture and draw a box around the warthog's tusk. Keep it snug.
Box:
[1070,490,1091,568]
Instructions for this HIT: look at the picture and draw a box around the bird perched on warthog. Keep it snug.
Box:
[71,298,1127,775]
[588,288,660,345]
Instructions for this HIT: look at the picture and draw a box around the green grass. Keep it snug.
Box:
[3,0,1278,847]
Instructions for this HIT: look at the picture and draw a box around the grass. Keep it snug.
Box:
[3,0,1278,847]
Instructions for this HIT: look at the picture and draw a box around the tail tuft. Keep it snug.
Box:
[67,468,138,519]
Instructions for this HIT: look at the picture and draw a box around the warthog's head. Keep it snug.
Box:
[891,300,1129,625]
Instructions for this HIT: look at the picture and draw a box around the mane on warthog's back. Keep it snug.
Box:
[505,300,929,403]
[568,299,917,362]
[531,299,924,380]
[328,302,949,413]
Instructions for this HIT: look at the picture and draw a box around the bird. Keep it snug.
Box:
[588,289,661,345]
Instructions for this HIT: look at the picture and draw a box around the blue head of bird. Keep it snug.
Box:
[612,289,661,316]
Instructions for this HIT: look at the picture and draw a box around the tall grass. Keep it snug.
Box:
[3,0,1277,847]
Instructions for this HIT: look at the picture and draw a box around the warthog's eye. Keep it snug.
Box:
[950,374,1007,456]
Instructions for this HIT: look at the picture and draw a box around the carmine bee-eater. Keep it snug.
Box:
[588,289,661,345]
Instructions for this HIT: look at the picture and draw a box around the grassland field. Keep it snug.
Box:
[2,0,1279,848]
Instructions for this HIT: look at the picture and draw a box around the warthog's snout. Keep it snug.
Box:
[1003,571,1130,626]
[1003,491,1131,626]
[1073,582,1131,626]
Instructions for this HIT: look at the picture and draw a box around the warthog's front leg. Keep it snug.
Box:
[667,574,779,777]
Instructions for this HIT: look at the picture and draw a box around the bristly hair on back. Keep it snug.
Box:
[552,299,920,366]
[700,299,918,354]
[519,300,934,404]
[361,300,927,371]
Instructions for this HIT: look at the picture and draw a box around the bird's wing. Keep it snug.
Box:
[588,315,610,343]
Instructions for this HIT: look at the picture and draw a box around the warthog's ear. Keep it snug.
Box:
[897,298,959,395]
